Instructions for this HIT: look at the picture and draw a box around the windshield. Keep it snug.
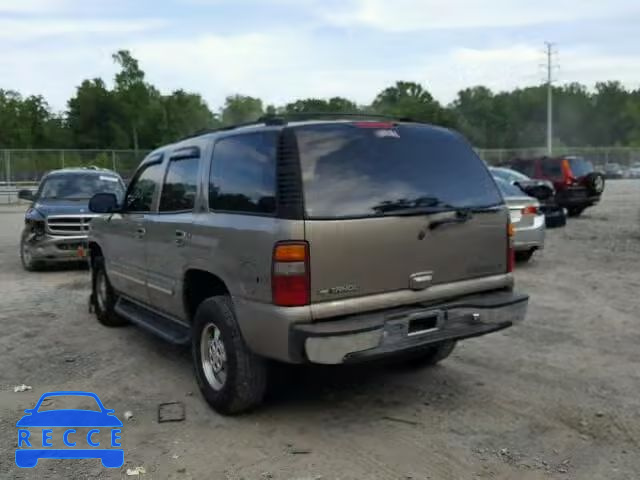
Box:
[491,167,530,183]
[568,157,594,177]
[39,173,125,201]
[295,123,502,219]
[495,177,527,197]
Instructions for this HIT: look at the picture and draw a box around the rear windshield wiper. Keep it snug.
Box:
[373,196,461,216]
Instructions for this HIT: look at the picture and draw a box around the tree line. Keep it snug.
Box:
[1,50,639,151]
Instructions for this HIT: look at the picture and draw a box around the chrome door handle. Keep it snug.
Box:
[135,227,146,238]
[175,230,188,247]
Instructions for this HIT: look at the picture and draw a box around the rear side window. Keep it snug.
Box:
[568,157,594,177]
[209,132,277,214]
[541,159,563,178]
[125,162,165,212]
[159,156,200,212]
[295,124,502,219]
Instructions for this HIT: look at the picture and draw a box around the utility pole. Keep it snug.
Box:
[544,42,556,156]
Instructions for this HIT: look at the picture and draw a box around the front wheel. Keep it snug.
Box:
[20,238,43,271]
[192,296,268,415]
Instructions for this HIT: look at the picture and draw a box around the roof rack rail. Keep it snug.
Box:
[261,112,419,123]
[178,116,286,141]
[178,112,422,141]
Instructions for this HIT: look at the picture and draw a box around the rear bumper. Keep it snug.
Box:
[25,233,88,261]
[514,215,545,251]
[556,189,600,208]
[290,290,528,365]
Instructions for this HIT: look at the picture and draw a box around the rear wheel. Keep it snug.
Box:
[92,258,127,327]
[515,249,535,263]
[567,207,585,217]
[404,341,456,368]
[192,296,268,415]
[20,239,43,271]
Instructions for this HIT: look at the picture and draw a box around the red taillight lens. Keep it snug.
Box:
[272,241,310,306]
[507,222,515,273]
[521,205,538,215]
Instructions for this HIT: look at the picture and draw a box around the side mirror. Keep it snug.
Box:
[18,189,34,201]
[89,193,120,214]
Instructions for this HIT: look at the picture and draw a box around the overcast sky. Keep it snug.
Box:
[1,0,639,112]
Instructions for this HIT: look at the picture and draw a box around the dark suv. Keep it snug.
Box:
[508,156,605,217]
[87,116,528,414]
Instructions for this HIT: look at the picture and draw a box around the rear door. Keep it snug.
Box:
[295,123,508,304]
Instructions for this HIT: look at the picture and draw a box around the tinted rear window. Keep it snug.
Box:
[568,157,594,177]
[495,178,526,197]
[295,124,502,219]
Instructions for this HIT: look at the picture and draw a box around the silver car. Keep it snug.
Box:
[495,178,545,262]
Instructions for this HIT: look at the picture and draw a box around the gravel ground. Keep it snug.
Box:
[1,180,639,480]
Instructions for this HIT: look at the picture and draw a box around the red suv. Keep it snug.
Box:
[508,156,605,217]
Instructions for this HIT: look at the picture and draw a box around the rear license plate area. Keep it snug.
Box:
[408,313,441,336]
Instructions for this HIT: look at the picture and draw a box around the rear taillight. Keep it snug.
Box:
[561,159,576,185]
[521,205,538,215]
[507,222,515,273]
[272,241,310,307]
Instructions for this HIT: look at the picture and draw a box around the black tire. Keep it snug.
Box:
[567,207,585,217]
[192,296,268,415]
[515,249,535,263]
[91,258,127,327]
[404,341,457,368]
[20,238,43,271]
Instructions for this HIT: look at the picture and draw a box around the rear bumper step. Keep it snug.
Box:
[291,290,528,365]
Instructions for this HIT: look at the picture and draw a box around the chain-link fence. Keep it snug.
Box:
[476,147,640,169]
[0,149,151,185]
[1,147,639,204]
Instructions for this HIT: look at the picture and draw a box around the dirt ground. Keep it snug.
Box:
[1,180,639,480]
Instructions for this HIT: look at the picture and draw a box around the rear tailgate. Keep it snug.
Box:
[293,122,508,304]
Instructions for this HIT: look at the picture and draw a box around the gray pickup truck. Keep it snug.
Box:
[18,168,125,270]
[87,117,529,414]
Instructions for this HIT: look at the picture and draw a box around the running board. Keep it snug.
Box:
[115,297,191,345]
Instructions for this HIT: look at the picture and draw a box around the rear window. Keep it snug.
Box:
[295,124,502,219]
[568,157,594,177]
[495,178,526,197]
[491,167,530,183]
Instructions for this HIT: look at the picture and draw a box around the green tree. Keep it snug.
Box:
[372,81,453,126]
[220,95,263,125]
[67,79,128,148]
[451,86,500,148]
[158,90,218,143]
[112,50,157,150]
[284,97,358,115]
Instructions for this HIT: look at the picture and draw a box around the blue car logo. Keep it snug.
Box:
[15,391,123,468]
